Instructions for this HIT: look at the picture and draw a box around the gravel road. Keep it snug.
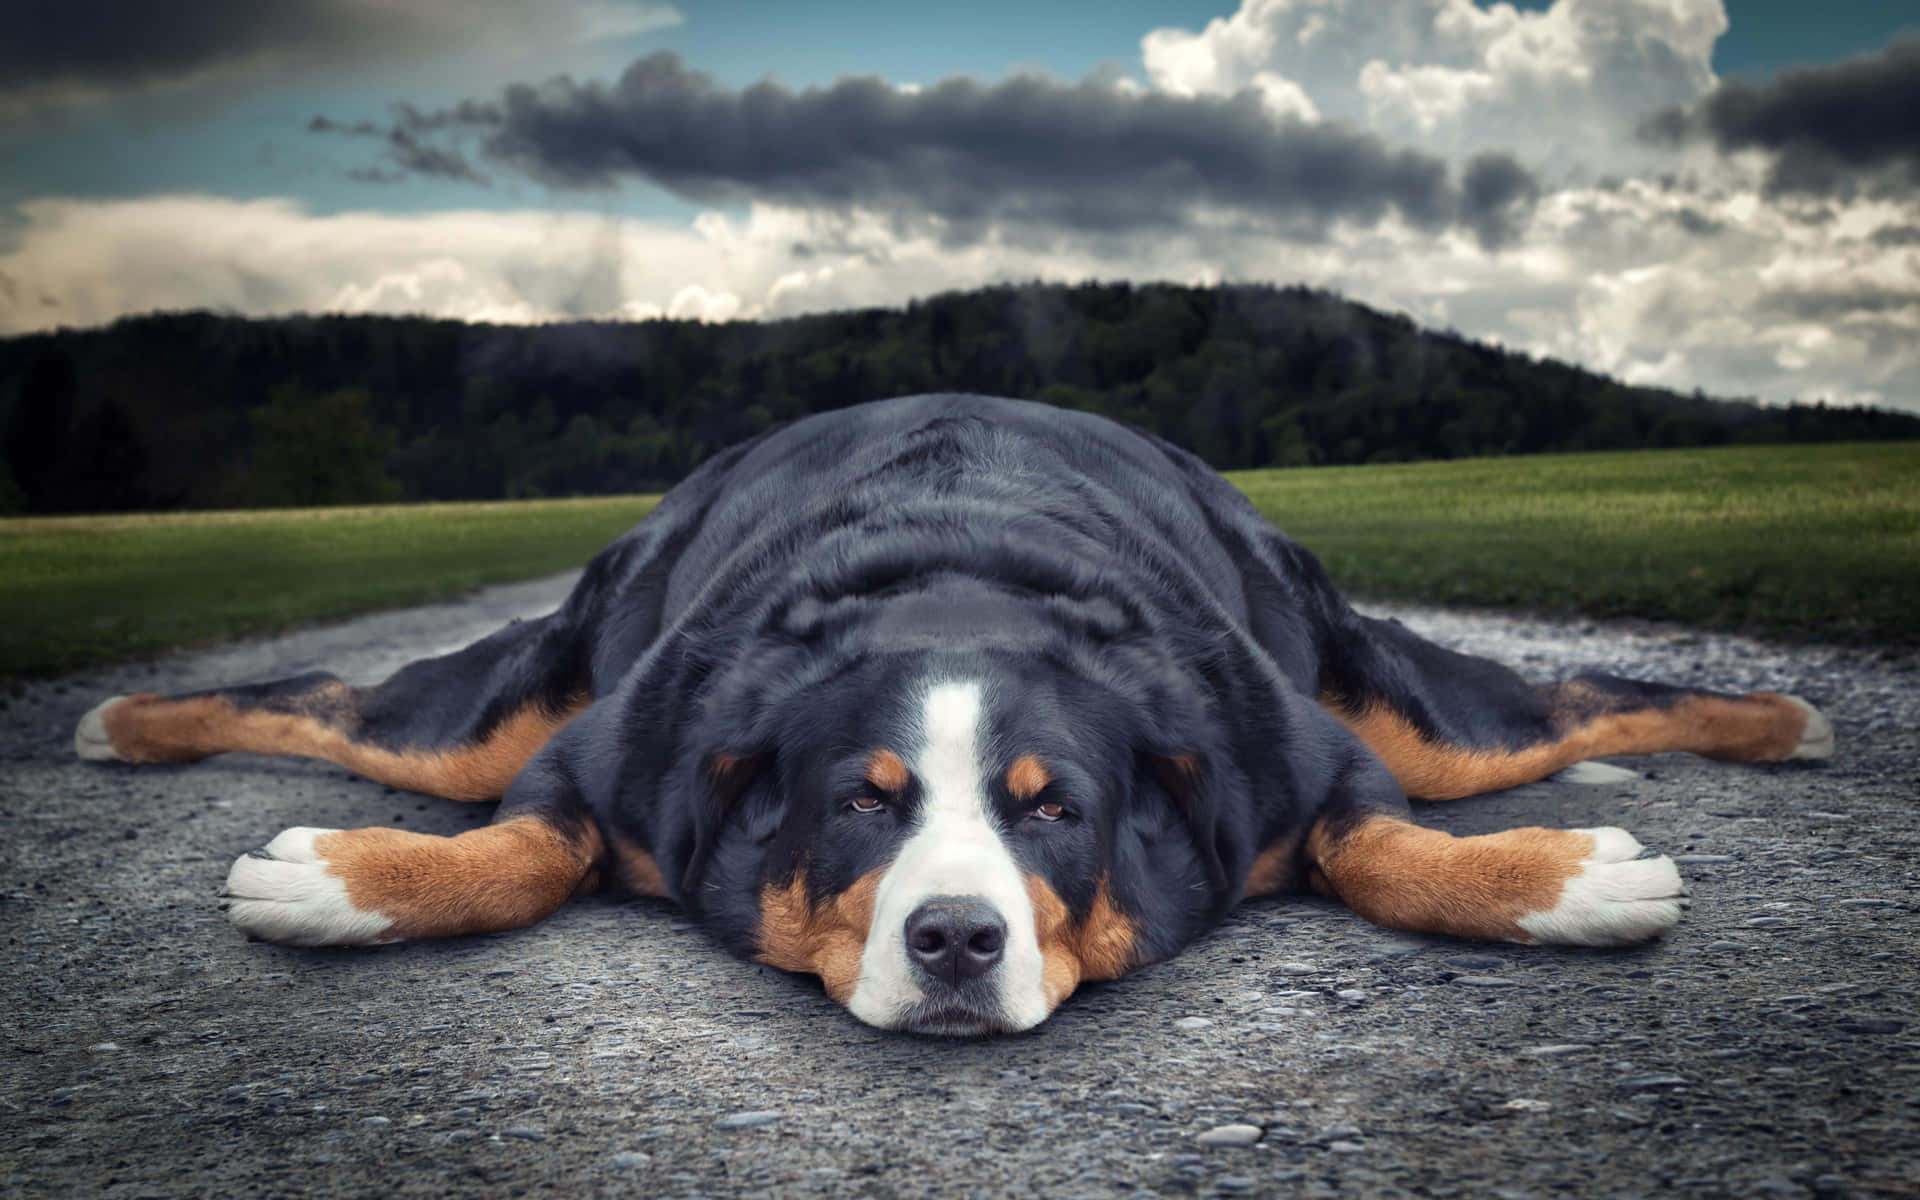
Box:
[3,574,1916,1199]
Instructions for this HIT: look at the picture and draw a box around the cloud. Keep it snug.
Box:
[0,0,681,122]
[5,188,1915,412]
[328,51,1538,247]
[1640,36,1920,199]
[1140,0,1727,172]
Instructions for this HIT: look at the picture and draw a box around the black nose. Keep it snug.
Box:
[905,896,1007,987]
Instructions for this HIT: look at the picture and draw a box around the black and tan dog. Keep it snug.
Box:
[74,395,1831,1035]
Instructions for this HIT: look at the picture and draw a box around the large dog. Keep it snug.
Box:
[75,395,1832,1035]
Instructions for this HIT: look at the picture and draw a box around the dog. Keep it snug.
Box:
[74,394,1833,1035]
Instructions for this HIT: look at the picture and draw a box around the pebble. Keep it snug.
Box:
[500,1126,546,1141]
[1452,976,1517,988]
[1673,854,1736,864]
[1195,1124,1262,1146]
[715,1111,782,1130]
[1502,1099,1552,1113]
[1444,954,1505,970]
[1837,1019,1904,1035]
[1706,941,1746,951]
[1745,917,1793,927]
[1277,963,1317,976]
[360,1116,390,1127]
[1523,1044,1590,1056]
[1327,1140,1365,1154]
[1174,1017,1213,1031]
[1614,1074,1688,1091]
[1215,1177,1257,1193]
[483,969,516,979]
[609,1151,651,1169]
[1334,989,1367,1003]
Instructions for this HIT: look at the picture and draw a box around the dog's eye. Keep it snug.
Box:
[1032,800,1066,822]
[848,794,885,814]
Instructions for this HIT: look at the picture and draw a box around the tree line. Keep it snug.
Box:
[3,281,1914,514]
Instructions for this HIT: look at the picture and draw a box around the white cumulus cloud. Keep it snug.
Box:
[1142,0,1727,173]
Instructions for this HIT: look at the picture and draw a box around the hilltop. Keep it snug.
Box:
[3,281,1913,513]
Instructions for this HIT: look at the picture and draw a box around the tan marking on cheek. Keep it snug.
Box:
[753,870,883,1005]
[1308,815,1593,942]
[315,816,604,941]
[864,750,909,794]
[1005,754,1051,801]
[1242,834,1301,898]
[610,831,669,898]
[100,692,584,801]
[1024,876,1140,1009]
[1321,690,1816,801]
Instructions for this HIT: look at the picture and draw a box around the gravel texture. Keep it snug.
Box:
[3,575,1917,1199]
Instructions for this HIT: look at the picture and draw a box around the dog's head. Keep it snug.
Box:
[680,578,1240,1035]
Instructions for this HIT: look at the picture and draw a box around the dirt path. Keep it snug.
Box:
[3,576,1915,1199]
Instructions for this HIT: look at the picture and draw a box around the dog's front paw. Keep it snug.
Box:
[221,828,394,947]
[1515,827,1685,947]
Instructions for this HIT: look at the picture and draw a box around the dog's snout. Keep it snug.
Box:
[904,896,1007,986]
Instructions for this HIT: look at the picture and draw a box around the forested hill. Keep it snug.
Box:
[3,281,1915,513]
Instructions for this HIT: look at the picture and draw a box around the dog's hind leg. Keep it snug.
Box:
[1315,614,1832,801]
[1304,807,1686,947]
[220,748,607,946]
[74,609,589,801]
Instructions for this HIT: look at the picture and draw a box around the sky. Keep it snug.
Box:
[2,1,1917,410]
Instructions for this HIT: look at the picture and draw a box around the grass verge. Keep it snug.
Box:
[1228,441,1919,645]
[0,496,658,680]
[3,442,1913,681]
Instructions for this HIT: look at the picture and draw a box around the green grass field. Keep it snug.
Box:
[0,497,658,680]
[1229,441,1919,644]
[2,442,1914,681]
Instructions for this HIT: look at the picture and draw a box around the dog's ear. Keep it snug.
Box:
[1148,752,1203,817]
[678,746,781,897]
[1136,748,1238,918]
[705,751,764,815]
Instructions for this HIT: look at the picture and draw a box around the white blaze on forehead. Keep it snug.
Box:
[846,680,1053,1032]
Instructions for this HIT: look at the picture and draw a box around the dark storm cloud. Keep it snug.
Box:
[1459,153,1539,249]
[383,129,487,184]
[1,0,647,118]
[331,52,1538,246]
[1641,36,1920,198]
[1760,286,1920,322]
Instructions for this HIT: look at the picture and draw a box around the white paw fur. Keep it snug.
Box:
[1782,695,1833,760]
[1516,827,1685,947]
[222,827,393,947]
[1553,760,1641,786]
[74,696,131,761]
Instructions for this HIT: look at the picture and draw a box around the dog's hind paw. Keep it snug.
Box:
[1553,760,1641,786]
[1782,695,1834,761]
[1515,827,1685,947]
[220,827,394,947]
[74,697,131,761]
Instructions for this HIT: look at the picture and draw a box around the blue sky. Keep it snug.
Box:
[3,1,1917,408]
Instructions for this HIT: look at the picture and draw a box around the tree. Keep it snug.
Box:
[243,383,401,507]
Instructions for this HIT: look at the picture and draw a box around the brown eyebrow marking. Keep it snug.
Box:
[865,749,910,793]
[1006,754,1051,801]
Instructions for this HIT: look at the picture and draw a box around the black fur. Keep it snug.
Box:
[152,394,1802,1002]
